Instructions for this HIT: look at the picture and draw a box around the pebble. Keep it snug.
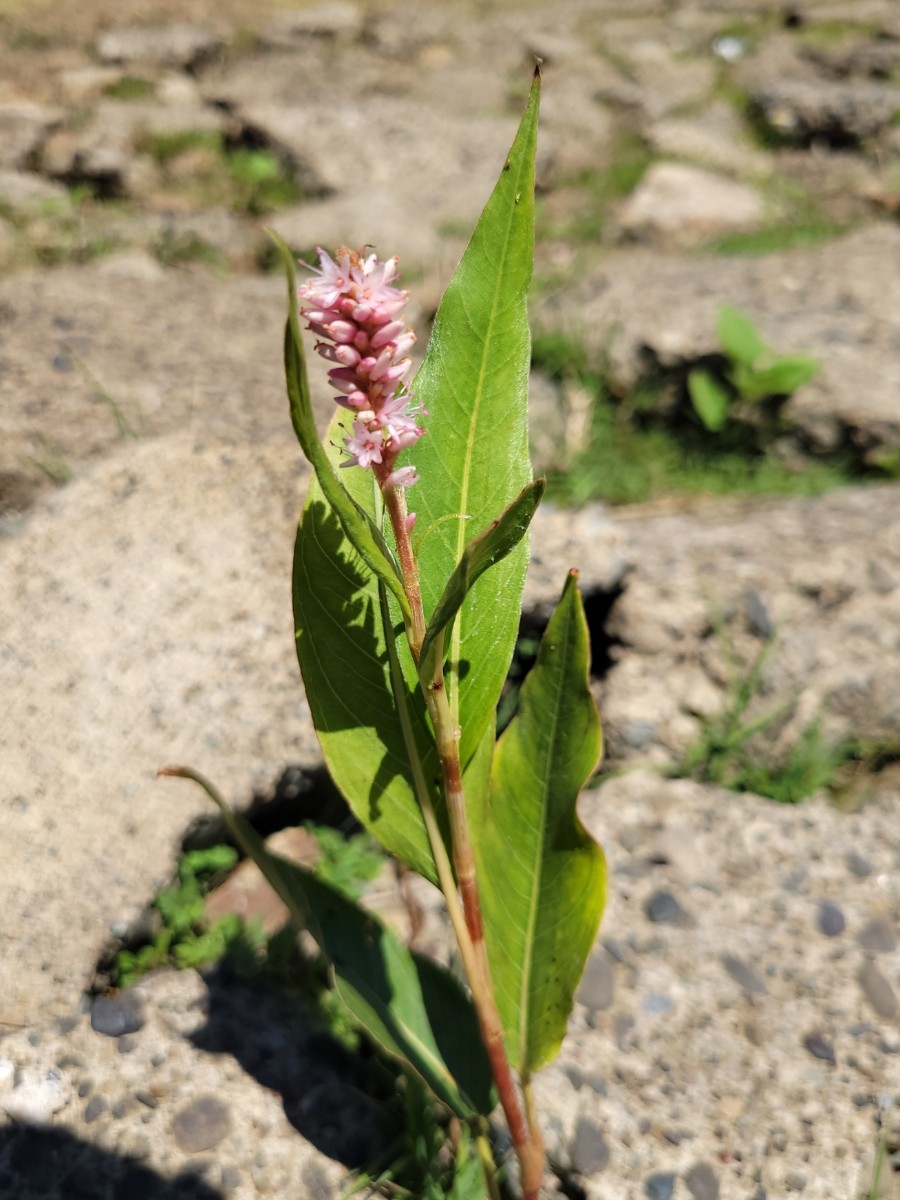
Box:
[816,901,845,937]
[684,1161,720,1200]
[645,889,686,924]
[0,1069,68,1123]
[663,1128,694,1145]
[858,960,898,1020]
[0,1059,14,1092]
[846,852,873,877]
[721,954,767,995]
[221,1166,242,1191]
[571,1115,611,1176]
[576,950,615,1011]
[743,588,773,639]
[643,993,675,1015]
[645,1172,676,1200]
[803,1032,836,1064]
[91,993,145,1038]
[857,917,897,954]
[172,1094,233,1153]
[83,1095,107,1123]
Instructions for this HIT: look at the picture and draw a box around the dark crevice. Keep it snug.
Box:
[581,582,627,680]
[550,1161,589,1200]
[496,585,626,733]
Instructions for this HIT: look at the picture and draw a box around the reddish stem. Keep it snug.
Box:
[379,477,544,1199]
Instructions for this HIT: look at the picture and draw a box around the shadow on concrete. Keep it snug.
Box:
[190,967,386,1172]
[0,1122,224,1200]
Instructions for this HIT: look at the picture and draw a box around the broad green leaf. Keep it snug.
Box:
[160,769,493,1117]
[473,573,606,1073]
[293,413,441,883]
[409,69,540,770]
[716,304,765,367]
[419,479,545,690]
[736,355,820,401]
[271,230,410,623]
[688,368,731,431]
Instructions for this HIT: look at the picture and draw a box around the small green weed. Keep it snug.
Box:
[26,435,73,486]
[671,628,899,805]
[687,305,819,434]
[66,349,142,440]
[142,129,221,164]
[794,19,881,48]
[532,329,851,508]
[152,230,229,272]
[707,220,849,256]
[140,130,301,216]
[114,844,245,987]
[226,146,301,215]
[103,75,156,101]
[538,132,654,243]
[112,824,384,988]
[345,1077,490,1200]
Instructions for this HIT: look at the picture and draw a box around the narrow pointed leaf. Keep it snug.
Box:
[716,305,765,367]
[272,230,410,622]
[737,355,820,401]
[473,572,606,1073]
[688,368,731,432]
[161,770,493,1117]
[408,70,540,768]
[293,413,440,883]
[419,479,544,689]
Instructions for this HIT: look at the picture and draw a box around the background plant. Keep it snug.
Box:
[687,304,819,434]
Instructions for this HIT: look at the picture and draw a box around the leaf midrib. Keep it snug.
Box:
[516,606,571,1070]
[449,162,531,730]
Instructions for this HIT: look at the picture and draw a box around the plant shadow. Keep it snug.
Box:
[188,965,387,1172]
[0,1122,223,1200]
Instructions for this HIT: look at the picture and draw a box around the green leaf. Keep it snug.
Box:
[293,414,441,883]
[419,479,545,690]
[688,368,731,431]
[473,573,606,1073]
[161,768,494,1118]
[716,305,765,367]
[736,355,820,401]
[270,230,410,623]
[408,69,540,770]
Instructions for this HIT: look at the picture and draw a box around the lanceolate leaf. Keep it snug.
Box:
[161,769,493,1118]
[716,304,764,368]
[735,355,820,401]
[408,69,540,770]
[473,572,606,1073]
[419,479,545,690]
[272,230,410,623]
[293,414,440,883]
[688,368,731,432]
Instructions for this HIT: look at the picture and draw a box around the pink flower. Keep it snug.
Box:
[343,420,385,469]
[298,246,424,487]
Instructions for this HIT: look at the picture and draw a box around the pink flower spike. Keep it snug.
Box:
[404,511,417,532]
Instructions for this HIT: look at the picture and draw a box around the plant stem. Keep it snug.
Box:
[379,478,545,1200]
